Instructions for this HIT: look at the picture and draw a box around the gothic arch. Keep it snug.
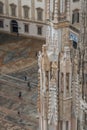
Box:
[72,9,79,24]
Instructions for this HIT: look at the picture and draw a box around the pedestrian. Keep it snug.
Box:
[27,82,31,91]
[17,110,22,117]
[17,32,19,37]
[35,51,38,58]
[24,76,27,81]
[18,91,22,98]
[18,111,20,115]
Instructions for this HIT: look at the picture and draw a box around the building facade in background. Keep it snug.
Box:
[38,0,87,130]
[0,0,80,39]
[0,0,47,38]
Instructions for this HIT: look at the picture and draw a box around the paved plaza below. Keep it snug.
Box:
[0,32,45,130]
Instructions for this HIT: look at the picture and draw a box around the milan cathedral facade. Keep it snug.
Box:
[38,0,87,130]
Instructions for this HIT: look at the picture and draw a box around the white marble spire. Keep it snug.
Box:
[46,0,50,20]
[53,0,58,24]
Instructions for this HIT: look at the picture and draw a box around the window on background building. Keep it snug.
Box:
[0,20,4,28]
[37,8,43,21]
[73,0,79,2]
[59,121,62,130]
[23,6,29,18]
[37,0,42,1]
[37,26,42,35]
[85,113,87,125]
[0,2,3,14]
[72,10,79,24]
[66,121,68,130]
[10,4,16,16]
[24,24,29,33]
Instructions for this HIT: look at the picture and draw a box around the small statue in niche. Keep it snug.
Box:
[41,45,50,71]
[38,51,42,73]
[51,61,57,81]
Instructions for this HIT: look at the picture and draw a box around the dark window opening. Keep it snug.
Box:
[0,20,3,28]
[10,20,18,33]
[72,10,79,24]
[37,26,42,35]
[24,24,29,33]
[73,41,77,49]
[66,73,69,90]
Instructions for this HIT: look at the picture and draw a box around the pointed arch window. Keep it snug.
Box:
[61,72,64,92]
[66,73,69,91]
[23,5,29,18]
[0,2,4,14]
[10,4,16,17]
[72,9,79,24]
[37,8,43,21]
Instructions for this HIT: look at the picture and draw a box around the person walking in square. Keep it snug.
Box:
[27,82,31,91]
[18,91,22,98]
[24,76,27,81]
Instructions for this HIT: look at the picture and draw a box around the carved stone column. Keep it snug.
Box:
[46,0,50,20]
[62,28,70,51]
[37,71,41,113]
[66,0,70,21]
[48,79,58,129]
[53,0,59,24]
[72,55,80,119]
[45,0,47,21]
